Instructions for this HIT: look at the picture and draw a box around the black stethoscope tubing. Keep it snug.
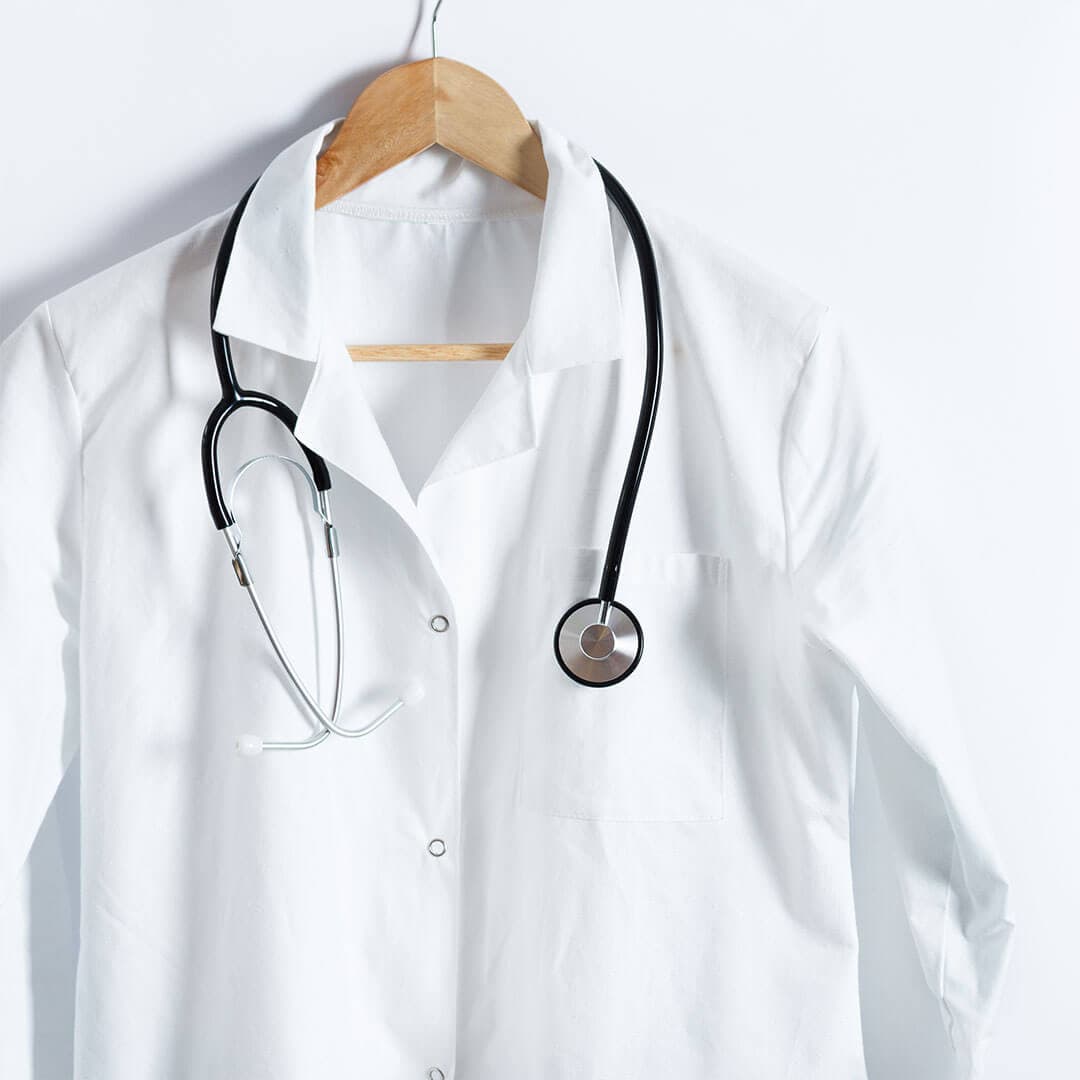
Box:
[202,159,663,687]
[590,161,663,605]
[202,178,333,535]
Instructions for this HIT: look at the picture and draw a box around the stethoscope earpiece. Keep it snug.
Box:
[554,599,644,687]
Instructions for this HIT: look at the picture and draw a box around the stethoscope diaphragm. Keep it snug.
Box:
[554,599,644,687]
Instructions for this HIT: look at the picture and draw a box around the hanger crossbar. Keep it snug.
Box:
[346,342,511,362]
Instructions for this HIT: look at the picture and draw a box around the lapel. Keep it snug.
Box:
[422,336,535,489]
[291,330,424,536]
[210,115,625,541]
[288,329,535,546]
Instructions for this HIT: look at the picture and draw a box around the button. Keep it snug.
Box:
[427,1069,445,1080]
[427,837,446,857]
[429,614,450,633]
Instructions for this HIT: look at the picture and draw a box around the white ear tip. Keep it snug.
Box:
[236,734,264,756]
[400,680,426,706]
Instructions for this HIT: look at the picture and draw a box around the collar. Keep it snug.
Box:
[209,116,624,375]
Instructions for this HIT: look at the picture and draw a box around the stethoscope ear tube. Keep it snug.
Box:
[201,179,332,531]
[201,392,331,530]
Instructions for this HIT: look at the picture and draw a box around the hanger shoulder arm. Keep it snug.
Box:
[315,60,438,209]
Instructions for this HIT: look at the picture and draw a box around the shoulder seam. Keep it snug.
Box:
[43,299,71,380]
[42,298,85,456]
[779,304,833,579]
[801,304,832,369]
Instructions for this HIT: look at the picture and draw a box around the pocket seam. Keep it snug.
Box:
[537,545,730,588]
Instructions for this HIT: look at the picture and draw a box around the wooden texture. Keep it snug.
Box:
[315,58,548,209]
[315,57,547,362]
[347,343,511,362]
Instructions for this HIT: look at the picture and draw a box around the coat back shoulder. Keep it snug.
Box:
[41,207,233,390]
[645,205,829,384]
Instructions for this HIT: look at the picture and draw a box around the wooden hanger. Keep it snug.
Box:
[315,0,548,362]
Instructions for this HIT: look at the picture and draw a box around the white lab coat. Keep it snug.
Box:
[0,117,1013,1079]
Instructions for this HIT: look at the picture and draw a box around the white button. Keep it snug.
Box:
[427,838,446,857]
[429,614,450,633]
[427,1069,445,1080]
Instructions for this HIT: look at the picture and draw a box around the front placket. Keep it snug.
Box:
[292,332,464,1079]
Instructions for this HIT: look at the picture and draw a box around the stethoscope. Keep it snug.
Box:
[201,159,662,755]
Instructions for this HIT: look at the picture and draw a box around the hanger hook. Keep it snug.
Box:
[431,0,445,59]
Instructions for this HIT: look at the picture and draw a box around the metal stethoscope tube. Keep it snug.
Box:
[225,460,423,756]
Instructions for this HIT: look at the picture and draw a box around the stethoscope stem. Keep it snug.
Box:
[227,480,423,756]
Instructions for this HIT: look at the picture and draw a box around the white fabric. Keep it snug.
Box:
[0,117,1013,1079]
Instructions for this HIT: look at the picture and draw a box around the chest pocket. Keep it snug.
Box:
[515,546,730,823]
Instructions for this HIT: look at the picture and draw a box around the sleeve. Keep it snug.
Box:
[781,308,1015,1077]
[0,302,82,910]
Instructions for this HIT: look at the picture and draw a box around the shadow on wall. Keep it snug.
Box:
[1,73,362,337]
[0,51,413,338]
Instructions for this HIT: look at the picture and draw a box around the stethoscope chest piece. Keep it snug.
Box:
[554,599,644,687]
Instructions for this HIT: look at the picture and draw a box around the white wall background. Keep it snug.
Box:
[1,1,1076,1076]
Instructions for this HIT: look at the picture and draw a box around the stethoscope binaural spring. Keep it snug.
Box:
[200,159,663,755]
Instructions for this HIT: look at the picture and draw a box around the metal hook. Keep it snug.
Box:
[431,0,446,59]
